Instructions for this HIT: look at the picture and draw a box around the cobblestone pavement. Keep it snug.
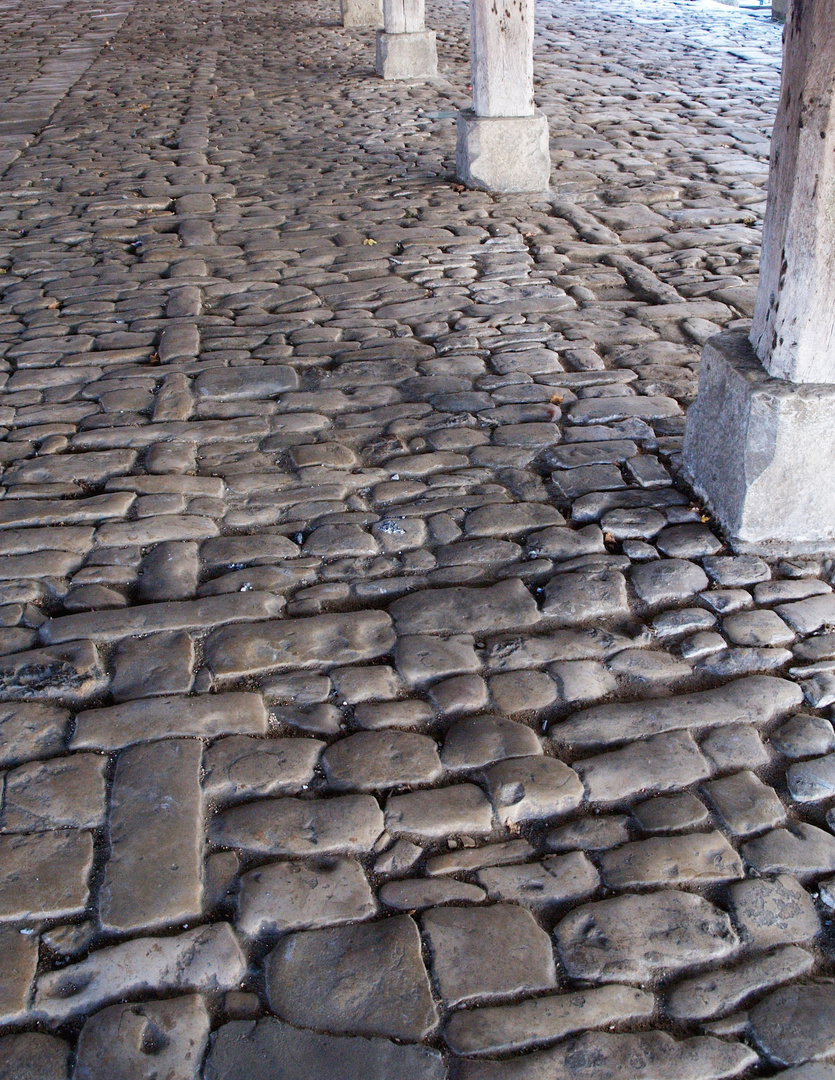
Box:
[6,0,835,1076]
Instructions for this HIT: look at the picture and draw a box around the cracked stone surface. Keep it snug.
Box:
[0,0,830,1076]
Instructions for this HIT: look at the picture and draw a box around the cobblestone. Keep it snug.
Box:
[1,0,830,1073]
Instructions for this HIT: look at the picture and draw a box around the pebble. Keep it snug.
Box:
[576,730,711,805]
[703,770,786,835]
[772,713,835,758]
[385,784,494,839]
[477,851,600,907]
[480,756,584,825]
[203,736,323,803]
[599,830,744,888]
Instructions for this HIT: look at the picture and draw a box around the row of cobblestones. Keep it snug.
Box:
[5,0,835,1077]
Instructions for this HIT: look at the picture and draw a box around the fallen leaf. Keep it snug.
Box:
[363,238,377,246]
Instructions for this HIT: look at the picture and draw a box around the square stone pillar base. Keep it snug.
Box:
[456,109,550,194]
[376,30,438,79]
[683,330,835,554]
[341,0,383,28]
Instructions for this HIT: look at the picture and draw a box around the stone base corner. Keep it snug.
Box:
[376,30,438,80]
[341,0,383,29]
[683,329,835,555]
[456,109,551,194]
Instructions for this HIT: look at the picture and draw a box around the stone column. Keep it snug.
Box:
[456,0,550,193]
[376,0,438,80]
[341,0,383,30]
[682,0,835,553]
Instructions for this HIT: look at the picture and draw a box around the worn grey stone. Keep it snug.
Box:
[74,994,211,1080]
[545,815,631,852]
[630,559,709,607]
[322,731,442,791]
[390,580,539,635]
[455,1030,755,1080]
[203,736,323,803]
[203,1018,445,1080]
[667,945,814,1021]
[380,877,486,909]
[0,924,39,1024]
[773,714,835,758]
[0,703,67,767]
[33,923,246,1022]
[703,770,786,834]
[599,830,743,888]
[72,692,268,749]
[556,890,740,983]
[110,631,194,700]
[100,739,203,934]
[541,569,629,625]
[0,640,107,703]
[787,753,835,802]
[0,830,93,922]
[423,904,557,1006]
[728,874,821,947]
[266,916,438,1040]
[205,611,396,679]
[576,730,711,805]
[444,984,654,1057]
[749,980,835,1066]
[742,823,835,876]
[2,753,106,832]
[0,1033,69,1080]
[442,715,542,771]
[237,857,376,937]
[395,634,481,686]
[456,110,551,194]
[386,783,493,839]
[551,676,802,749]
[212,793,384,855]
[480,756,584,825]
[700,724,771,771]
[632,792,709,833]
[426,839,535,876]
[477,851,599,907]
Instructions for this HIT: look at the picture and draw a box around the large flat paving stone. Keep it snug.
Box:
[99,739,203,934]
[211,793,385,855]
[749,979,835,1065]
[444,984,654,1056]
[0,1033,70,1080]
[203,1018,446,1080]
[422,905,557,1006]
[266,916,438,1041]
[598,830,744,888]
[32,923,246,1022]
[555,890,740,983]
[550,675,802,749]
[576,730,710,804]
[0,830,93,922]
[454,1030,756,1080]
[389,580,540,635]
[236,856,377,937]
[322,731,443,791]
[205,611,396,678]
[71,692,268,749]
[74,994,210,1080]
[203,736,324,802]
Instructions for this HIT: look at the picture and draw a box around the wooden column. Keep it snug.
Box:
[456,0,550,192]
[683,0,835,553]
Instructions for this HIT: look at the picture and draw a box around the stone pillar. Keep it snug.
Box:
[456,0,550,193]
[341,0,383,29]
[683,0,835,553]
[376,0,437,80]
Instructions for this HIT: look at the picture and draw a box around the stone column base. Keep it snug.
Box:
[683,330,835,554]
[456,110,550,193]
[341,0,383,28]
[376,30,438,79]
[772,0,788,20]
